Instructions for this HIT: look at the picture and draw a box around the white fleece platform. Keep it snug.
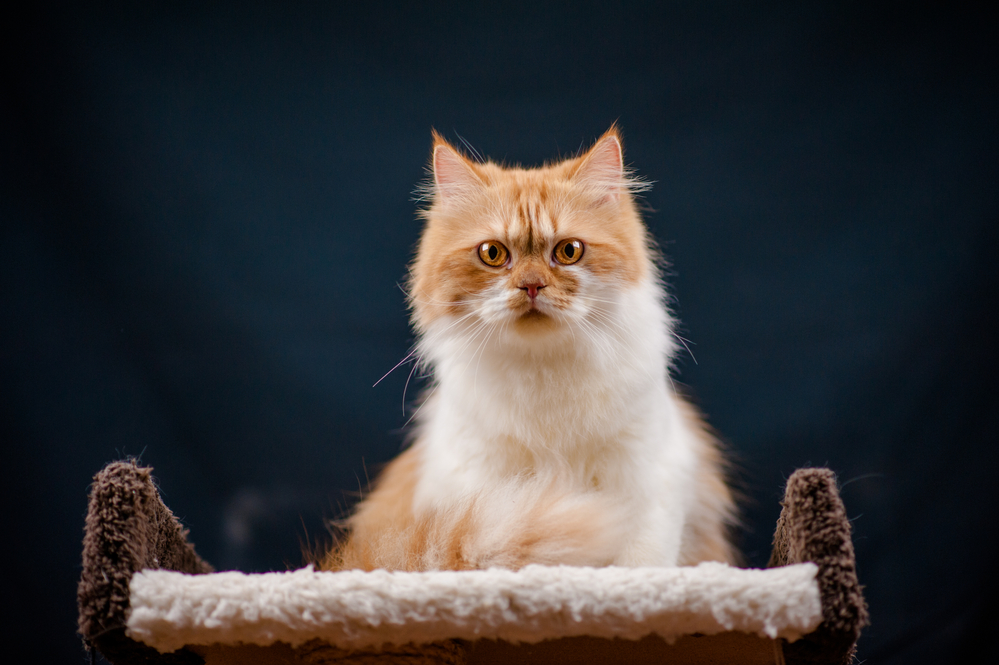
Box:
[126,562,823,653]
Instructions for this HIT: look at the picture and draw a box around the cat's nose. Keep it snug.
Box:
[519,282,546,299]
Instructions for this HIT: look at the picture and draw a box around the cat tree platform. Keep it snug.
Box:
[78,462,867,665]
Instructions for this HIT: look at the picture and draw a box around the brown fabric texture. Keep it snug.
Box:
[78,460,214,665]
[78,461,465,665]
[78,461,865,664]
[296,639,467,664]
[769,468,869,665]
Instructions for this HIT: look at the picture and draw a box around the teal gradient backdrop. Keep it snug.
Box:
[3,2,996,662]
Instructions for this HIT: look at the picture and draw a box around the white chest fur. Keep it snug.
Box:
[410,281,699,566]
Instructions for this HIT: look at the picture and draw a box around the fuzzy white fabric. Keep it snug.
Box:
[127,562,822,653]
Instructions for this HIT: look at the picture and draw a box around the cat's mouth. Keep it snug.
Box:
[512,307,559,334]
[513,299,552,318]
[508,293,561,331]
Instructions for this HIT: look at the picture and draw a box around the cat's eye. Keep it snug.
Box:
[478,241,509,267]
[553,239,584,265]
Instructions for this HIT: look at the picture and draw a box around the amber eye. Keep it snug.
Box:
[478,241,509,267]
[553,239,584,265]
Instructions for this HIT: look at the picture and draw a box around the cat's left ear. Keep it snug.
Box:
[572,127,626,202]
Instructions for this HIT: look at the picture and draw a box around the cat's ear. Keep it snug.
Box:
[431,131,484,205]
[572,127,626,202]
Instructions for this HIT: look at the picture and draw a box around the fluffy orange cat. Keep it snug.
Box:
[323,127,737,572]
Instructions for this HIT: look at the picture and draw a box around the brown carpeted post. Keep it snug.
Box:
[78,460,214,665]
[769,468,868,665]
[78,462,865,664]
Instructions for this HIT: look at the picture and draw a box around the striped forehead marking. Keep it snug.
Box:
[507,197,557,256]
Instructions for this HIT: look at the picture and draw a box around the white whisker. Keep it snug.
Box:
[672,332,697,364]
[401,358,420,415]
[373,352,416,387]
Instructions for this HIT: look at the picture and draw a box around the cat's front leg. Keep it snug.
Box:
[610,492,687,566]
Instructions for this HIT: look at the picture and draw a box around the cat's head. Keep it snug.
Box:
[409,127,655,346]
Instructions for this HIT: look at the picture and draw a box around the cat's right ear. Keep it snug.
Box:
[432,131,483,205]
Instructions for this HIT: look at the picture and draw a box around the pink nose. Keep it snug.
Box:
[519,282,546,299]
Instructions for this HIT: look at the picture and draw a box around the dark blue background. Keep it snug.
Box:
[3,2,997,662]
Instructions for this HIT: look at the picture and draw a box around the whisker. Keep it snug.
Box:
[467,319,499,400]
[573,315,615,364]
[417,309,481,346]
[454,131,485,163]
[672,332,698,364]
[404,382,438,427]
[407,282,493,307]
[377,307,485,388]
[555,309,577,347]
[401,313,495,426]
[579,311,660,385]
[401,359,420,415]
[839,473,885,489]
[373,352,417,387]
[446,318,493,371]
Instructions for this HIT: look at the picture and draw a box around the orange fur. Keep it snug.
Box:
[674,400,741,566]
[324,127,737,572]
[328,443,638,571]
[410,127,649,331]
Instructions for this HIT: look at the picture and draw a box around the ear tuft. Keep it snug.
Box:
[573,127,626,200]
[431,132,483,204]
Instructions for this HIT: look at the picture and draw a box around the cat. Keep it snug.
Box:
[323,126,737,572]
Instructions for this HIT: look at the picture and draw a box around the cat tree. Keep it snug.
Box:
[78,461,866,665]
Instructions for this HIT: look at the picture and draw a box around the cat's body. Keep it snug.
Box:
[325,128,736,572]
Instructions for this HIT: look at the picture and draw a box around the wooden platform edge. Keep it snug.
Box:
[189,632,785,665]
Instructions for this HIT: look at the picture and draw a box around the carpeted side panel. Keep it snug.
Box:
[769,468,868,665]
[296,638,467,664]
[78,460,213,665]
[78,461,463,665]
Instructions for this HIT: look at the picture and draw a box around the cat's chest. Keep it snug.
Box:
[437,348,655,434]
[424,362,669,479]
[412,399,672,519]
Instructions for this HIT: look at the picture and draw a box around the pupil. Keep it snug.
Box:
[489,246,497,260]
[565,244,574,258]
